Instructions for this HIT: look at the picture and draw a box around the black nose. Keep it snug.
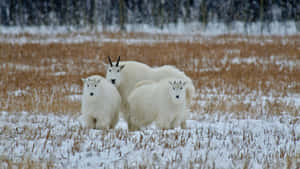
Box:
[111,79,116,84]
[90,92,94,96]
[176,95,179,99]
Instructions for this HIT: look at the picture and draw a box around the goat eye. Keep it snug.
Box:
[109,69,112,72]
[180,87,183,90]
[173,87,175,90]
[87,85,89,87]
[117,69,120,72]
[95,85,97,87]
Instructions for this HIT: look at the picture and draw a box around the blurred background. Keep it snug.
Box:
[0,0,299,32]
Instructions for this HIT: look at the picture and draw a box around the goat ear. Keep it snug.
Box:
[183,81,187,86]
[96,79,101,83]
[81,78,87,83]
[120,64,125,70]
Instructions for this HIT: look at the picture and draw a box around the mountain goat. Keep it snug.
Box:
[105,56,195,128]
[127,78,188,130]
[80,75,121,130]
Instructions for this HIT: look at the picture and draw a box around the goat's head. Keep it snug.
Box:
[168,79,187,104]
[105,56,125,87]
[82,78,101,97]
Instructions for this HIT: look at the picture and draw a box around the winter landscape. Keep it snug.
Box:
[1,1,300,169]
[0,27,299,168]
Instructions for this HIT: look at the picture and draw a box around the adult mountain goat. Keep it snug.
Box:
[106,56,195,128]
[128,78,188,130]
[80,75,121,130]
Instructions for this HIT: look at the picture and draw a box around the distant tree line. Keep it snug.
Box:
[0,0,299,29]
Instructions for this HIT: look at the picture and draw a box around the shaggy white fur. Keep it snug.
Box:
[80,75,121,130]
[106,61,195,128]
[127,78,188,130]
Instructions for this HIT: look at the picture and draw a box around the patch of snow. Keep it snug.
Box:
[282,94,300,107]
[50,72,67,76]
[0,112,299,168]
[0,63,46,72]
[232,57,257,64]
[230,56,299,70]
[0,21,298,38]
[198,67,222,72]
[225,49,240,55]
[66,94,82,101]
[8,89,28,96]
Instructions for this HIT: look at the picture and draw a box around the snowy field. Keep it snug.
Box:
[0,21,299,36]
[1,112,300,168]
[1,109,300,169]
[0,27,299,168]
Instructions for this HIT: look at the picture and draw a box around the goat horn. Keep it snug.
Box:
[116,56,120,66]
[107,56,113,66]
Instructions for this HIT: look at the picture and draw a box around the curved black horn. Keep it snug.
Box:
[107,56,113,66]
[116,56,121,66]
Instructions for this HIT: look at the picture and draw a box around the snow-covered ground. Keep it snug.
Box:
[0,21,299,44]
[1,111,300,169]
[0,26,299,168]
[0,21,299,36]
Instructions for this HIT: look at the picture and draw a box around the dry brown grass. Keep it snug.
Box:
[0,33,299,116]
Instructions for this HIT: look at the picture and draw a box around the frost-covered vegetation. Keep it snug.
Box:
[0,32,299,168]
[1,112,300,168]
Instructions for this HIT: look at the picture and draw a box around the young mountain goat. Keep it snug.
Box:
[127,78,188,130]
[80,75,121,130]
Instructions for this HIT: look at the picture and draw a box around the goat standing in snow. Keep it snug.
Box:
[105,56,195,129]
[80,75,121,130]
[127,79,188,130]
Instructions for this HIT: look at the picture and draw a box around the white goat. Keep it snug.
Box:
[105,56,195,128]
[80,75,121,130]
[127,78,188,130]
